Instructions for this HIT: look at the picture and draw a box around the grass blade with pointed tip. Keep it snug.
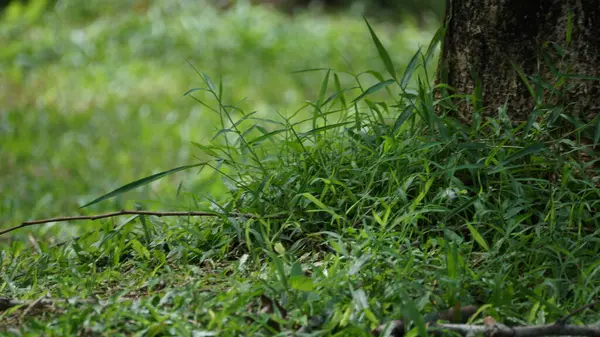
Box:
[443,195,479,222]
[202,73,217,92]
[81,163,204,208]
[424,26,445,66]
[392,105,414,133]
[182,87,210,96]
[364,17,396,81]
[291,68,330,74]
[248,129,288,145]
[300,122,354,138]
[300,193,340,218]
[313,69,332,135]
[317,69,331,106]
[334,73,348,112]
[466,223,489,251]
[400,46,422,89]
[510,61,535,98]
[351,79,394,103]
[501,143,546,166]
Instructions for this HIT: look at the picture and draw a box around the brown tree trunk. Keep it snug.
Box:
[437,0,600,126]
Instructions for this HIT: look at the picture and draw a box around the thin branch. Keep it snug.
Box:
[432,322,600,337]
[1,297,65,311]
[1,210,284,237]
[18,294,47,320]
[372,320,600,337]
[556,300,600,325]
[3,295,600,337]
[0,296,123,312]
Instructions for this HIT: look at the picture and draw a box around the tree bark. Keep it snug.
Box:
[437,0,600,126]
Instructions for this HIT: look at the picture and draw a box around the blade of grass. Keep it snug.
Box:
[81,163,204,208]
[500,143,546,166]
[364,16,396,81]
[391,105,414,133]
[466,223,489,251]
[351,79,395,103]
[400,47,422,89]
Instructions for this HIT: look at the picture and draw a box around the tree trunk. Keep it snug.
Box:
[437,0,600,127]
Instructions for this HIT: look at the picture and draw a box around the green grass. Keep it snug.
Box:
[0,0,431,241]
[1,0,600,336]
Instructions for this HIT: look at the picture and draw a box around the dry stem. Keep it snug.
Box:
[0,210,279,237]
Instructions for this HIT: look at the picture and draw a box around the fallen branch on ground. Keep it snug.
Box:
[373,318,600,337]
[2,296,598,337]
[0,210,285,237]
[0,297,94,311]
[557,300,600,325]
[431,321,600,337]
[370,304,600,337]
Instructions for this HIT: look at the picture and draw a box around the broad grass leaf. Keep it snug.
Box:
[501,143,546,165]
[364,308,379,325]
[349,254,371,275]
[300,193,340,218]
[424,26,445,66]
[400,46,422,88]
[392,106,414,133]
[334,73,348,111]
[466,223,489,251]
[351,79,395,103]
[364,17,396,81]
[248,129,287,145]
[301,193,328,210]
[183,87,210,96]
[300,122,353,138]
[317,69,331,106]
[203,73,217,92]
[291,68,330,74]
[81,163,204,208]
[510,61,535,98]
[322,87,357,107]
[366,70,385,82]
[130,239,150,260]
[274,242,286,255]
[266,250,288,290]
[290,275,315,291]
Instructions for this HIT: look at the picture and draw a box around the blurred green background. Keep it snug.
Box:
[0,0,441,240]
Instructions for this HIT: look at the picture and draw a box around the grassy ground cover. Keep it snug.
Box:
[1,0,430,241]
[1,0,599,336]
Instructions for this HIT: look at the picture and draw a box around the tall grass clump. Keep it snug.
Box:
[180,25,598,248]
[1,17,599,336]
[169,21,600,324]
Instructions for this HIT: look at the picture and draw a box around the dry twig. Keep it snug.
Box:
[0,210,284,237]
[556,300,600,325]
[0,297,68,311]
[0,296,130,312]
[372,304,600,337]
[431,321,600,337]
[372,320,600,337]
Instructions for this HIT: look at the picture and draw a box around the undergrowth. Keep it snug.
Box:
[1,15,599,337]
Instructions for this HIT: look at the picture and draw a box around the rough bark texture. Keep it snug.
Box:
[438,0,600,125]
